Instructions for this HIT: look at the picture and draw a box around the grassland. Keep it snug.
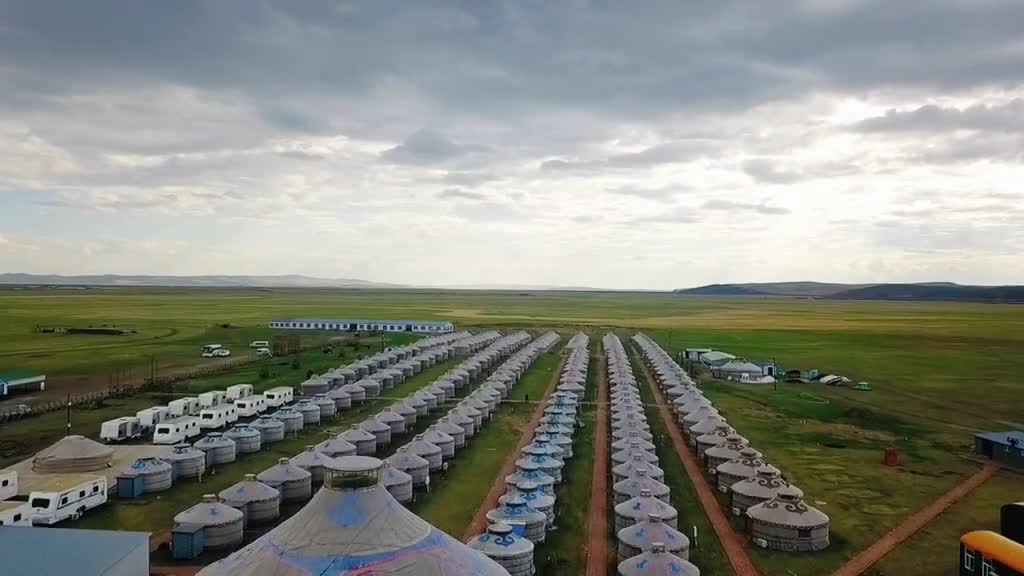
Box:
[1,287,1022,574]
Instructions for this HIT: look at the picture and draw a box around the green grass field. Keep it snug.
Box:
[1,287,1022,575]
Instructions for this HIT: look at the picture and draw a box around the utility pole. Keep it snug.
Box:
[65,393,72,437]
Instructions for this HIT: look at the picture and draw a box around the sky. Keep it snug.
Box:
[1,0,1022,290]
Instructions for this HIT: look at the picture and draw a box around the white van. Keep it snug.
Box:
[0,501,32,526]
[136,406,170,432]
[263,386,294,408]
[168,397,201,418]
[99,416,142,443]
[199,390,226,408]
[201,344,223,357]
[235,394,267,417]
[153,416,201,444]
[28,475,107,525]
[0,470,17,501]
[225,384,254,402]
[250,340,269,349]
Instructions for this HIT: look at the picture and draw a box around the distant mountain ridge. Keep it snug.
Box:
[0,273,402,288]
[675,281,1024,302]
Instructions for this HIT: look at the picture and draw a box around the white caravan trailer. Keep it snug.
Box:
[99,416,142,443]
[234,394,266,417]
[0,501,32,526]
[198,390,226,408]
[198,407,228,430]
[153,416,201,444]
[249,340,269,349]
[27,475,107,525]
[201,344,223,357]
[225,384,254,402]
[168,397,201,418]
[263,387,294,408]
[136,406,170,432]
[0,470,17,501]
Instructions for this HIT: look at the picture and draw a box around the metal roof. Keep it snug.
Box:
[270,318,452,326]
[0,370,45,382]
[0,526,149,576]
[973,430,1024,447]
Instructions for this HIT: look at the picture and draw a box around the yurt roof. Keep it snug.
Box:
[258,459,313,483]
[615,491,678,520]
[220,475,280,503]
[316,437,357,454]
[291,448,338,468]
[617,544,700,576]
[467,523,534,557]
[746,485,829,529]
[617,517,689,549]
[387,448,430,469]
[198,457,508,576]
[176,496,244,527]
[382,465,413,488]
[32,435,114,472]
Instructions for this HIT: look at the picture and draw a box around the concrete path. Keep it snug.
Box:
[830,462,1000,576]
[585,344,610,576]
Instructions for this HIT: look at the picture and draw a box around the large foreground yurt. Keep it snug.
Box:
[197,456,511,576]
[746,485,830,551]
[617,542,700,576]
[32,435,113,473]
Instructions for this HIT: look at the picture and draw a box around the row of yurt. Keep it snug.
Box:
[632,333,830,553]
[603,334,696,575]
[467,332,569,575]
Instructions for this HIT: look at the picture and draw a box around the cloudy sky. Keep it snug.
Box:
[1,0,1022,289]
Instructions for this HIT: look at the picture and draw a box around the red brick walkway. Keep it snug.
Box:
[830,462,1000,576]
[462,352,567,540]
[585,343,610,576]
[636,355,760,576]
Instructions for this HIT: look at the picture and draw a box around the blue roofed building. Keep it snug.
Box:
[0,526,149,576]
[268,318,454,333]
[973,431,1024,469]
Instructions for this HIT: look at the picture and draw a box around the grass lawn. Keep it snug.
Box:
[413,344,564,537]
[533,341,598,575]
[65,355,460,534]
[627,341,734,576]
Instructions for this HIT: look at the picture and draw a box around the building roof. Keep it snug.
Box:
[699,351,736,363]
[973,431,1024,447]
[0,526,149,576]
[270,318,452,326]
[961,531,1024,572]
[0,370,46,382]
[718,359,765,373]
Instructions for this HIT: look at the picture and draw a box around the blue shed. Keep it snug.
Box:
[172,522,206,560]
[117,474,145,499]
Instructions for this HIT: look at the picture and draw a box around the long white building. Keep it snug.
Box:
[268,318,454,333]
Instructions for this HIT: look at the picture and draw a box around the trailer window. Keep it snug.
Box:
[202,413,213,419]
[156,426,171,434]
[93,485,100,493]
[12,513,21,522]
[31,498,50,508]
[79,490,85,498]
[60,496,67,506]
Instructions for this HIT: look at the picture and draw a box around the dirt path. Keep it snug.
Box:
[830,462,1000,576]
[462,352,567,540]
[635,354,760,576]
[584,344,610,576]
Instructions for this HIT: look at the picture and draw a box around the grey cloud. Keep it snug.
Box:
[629,207,698,225]
[438,188,487,201]
[381,129,466,165]
[701,198,790,215]
[741,159,802,185]
[855,99,1024,134]
[605,184,688,203]
[911,134,1024,165]
[442,171,501,187]
[542,141,719,174]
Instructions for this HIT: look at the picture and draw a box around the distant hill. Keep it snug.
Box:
[0,273,402,289]
[675,281,1024,303]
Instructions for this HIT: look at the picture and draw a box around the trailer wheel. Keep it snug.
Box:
[72,507,86,520]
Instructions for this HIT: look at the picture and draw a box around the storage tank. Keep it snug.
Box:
[220,426,259,454]
[359,417,392,450]
[163,443,207,480]
[257,458,313,503]
[291,446,337,487]
[614,488,679,532]
[325,387,352,411]
[340,424,378,456]
[616,542,700,576]
[423,427,456,461]
[616,513,690,562]
[382,462,414,504]
[250,416,286,444]
[467,523,535,576]
[486,494,547,544]
[315,436,357,459]
[123,457,173,493]
[271,408,304,434]
[194,432,238,466]
[406,434,443,473]
[295,400,322,426]
[174,495,244,550]
[312,395,337,419]
[219,474,281,525]
[197,456,509,576]
[387,447,430,489]
[613,469,670,505]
